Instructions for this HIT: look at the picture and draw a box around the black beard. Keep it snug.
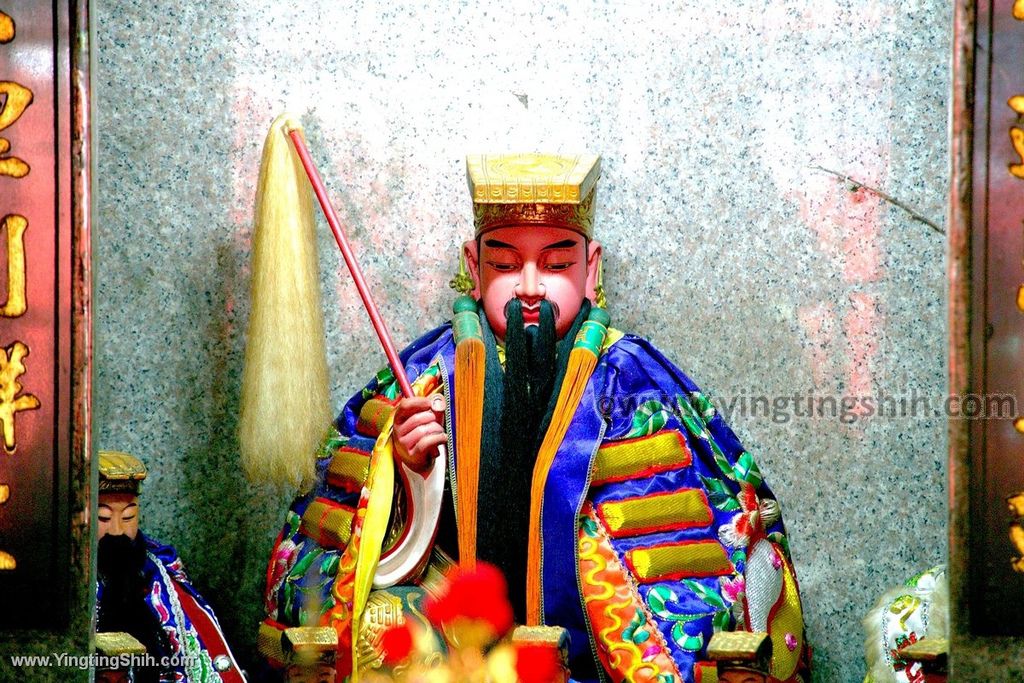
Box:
[480,299,558,622]
[501,298,557,433]
[97,535,171,679]
[457,297,591,624]
[97,534,148,609]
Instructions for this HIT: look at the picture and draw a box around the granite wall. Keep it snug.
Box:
[93,1,952,680]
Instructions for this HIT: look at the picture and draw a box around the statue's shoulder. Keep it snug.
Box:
[593,330,715,440]
[140,533,193,586]
[597,330,700,392]
[406,321,455,355]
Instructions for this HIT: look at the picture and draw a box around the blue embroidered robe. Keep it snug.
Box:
[264,324,808,682]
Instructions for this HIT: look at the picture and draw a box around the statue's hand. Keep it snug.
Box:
[392,395,447,473]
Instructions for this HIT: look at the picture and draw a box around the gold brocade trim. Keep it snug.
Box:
[473,188,595,237]
[257,620,287,665]
[597,489,713,537]
[300,498,356,549]
[602,327,624,352]
[591,431,693,486]
[511,624,570,649]
[694,661,719,683]
[625,541,732,583]
[767,550,804,680]
[326,448,372,493]
[357,397,397,437]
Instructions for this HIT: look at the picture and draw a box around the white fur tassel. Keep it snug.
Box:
[239,114,331,492]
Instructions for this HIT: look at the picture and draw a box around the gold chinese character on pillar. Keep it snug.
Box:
[0,481,9,570]
[1010,96,1024,179]
[1010,492,1024,572]
[1010,128,1024,179]
[0,341,38,454]
[1012,93,1024,434]
[0,81,33,179]
[0,215,27,318]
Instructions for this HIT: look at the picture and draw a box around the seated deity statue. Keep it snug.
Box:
[96,450,244,682]
[242,141,810,683]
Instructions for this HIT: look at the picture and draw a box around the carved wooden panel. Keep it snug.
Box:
[0,0,90,629]
[968,0,1024,636]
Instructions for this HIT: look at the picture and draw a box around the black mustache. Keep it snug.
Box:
[504,298,559,322]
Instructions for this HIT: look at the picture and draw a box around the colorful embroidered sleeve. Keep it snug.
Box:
[581,336,810,683]
[139,537,244,681]
[259,325,453,667]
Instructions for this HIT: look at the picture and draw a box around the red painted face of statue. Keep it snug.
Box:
[464,226,602,342]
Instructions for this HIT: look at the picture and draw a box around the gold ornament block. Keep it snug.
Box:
[706,631,771,675]
[95,632,148,657]
[356,396,397,438]
[282,626,338,667]
[467,153,600,205]
[900,637,948,674]
[257,620,287,665]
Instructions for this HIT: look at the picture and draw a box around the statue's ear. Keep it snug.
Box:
[585,240,602,302]
[463,239,481,299]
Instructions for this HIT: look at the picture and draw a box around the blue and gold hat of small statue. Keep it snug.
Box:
[466,153,601,238]
[98,450,147,494]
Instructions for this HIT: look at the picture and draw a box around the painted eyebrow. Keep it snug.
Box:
[483,238,579,251]
[483,239,516,249]
[542,239,579,250]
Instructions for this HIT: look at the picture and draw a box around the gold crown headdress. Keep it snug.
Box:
[98,450,147,494]
[466,153,601,237]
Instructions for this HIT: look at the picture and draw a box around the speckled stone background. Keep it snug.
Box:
[93,2,951,680]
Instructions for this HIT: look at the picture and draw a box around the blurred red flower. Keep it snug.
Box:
[515,642,562,683]
[379,621,414,667]
[425,562,514,638]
